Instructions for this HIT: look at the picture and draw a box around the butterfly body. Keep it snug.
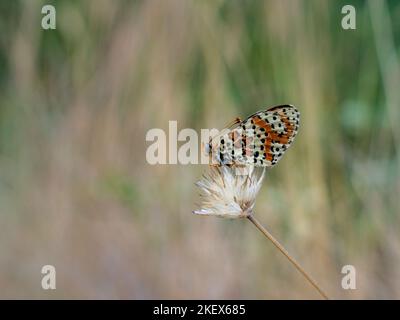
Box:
[207,105,300,167]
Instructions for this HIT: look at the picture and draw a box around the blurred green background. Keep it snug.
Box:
[0,0,399,299]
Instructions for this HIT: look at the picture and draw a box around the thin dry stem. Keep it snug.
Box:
[247,215,329,300]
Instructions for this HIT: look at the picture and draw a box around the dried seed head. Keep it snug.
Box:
[193,166,265,218]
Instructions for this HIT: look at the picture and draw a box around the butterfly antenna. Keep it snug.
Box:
[225,117,242,129]
[209,117,242,142]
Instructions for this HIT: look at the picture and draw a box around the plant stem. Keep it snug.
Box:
[247,214,329,300]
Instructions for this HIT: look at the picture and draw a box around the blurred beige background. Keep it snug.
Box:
[0,0,399,299]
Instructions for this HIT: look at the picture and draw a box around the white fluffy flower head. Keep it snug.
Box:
[193,166,265,218]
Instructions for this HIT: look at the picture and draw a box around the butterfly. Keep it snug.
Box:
[205,105,300,167]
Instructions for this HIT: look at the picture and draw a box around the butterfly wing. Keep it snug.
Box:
[240,104,300,167]
[210,105,300,167]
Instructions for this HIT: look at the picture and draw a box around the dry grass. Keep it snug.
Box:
[0,0,399,299]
